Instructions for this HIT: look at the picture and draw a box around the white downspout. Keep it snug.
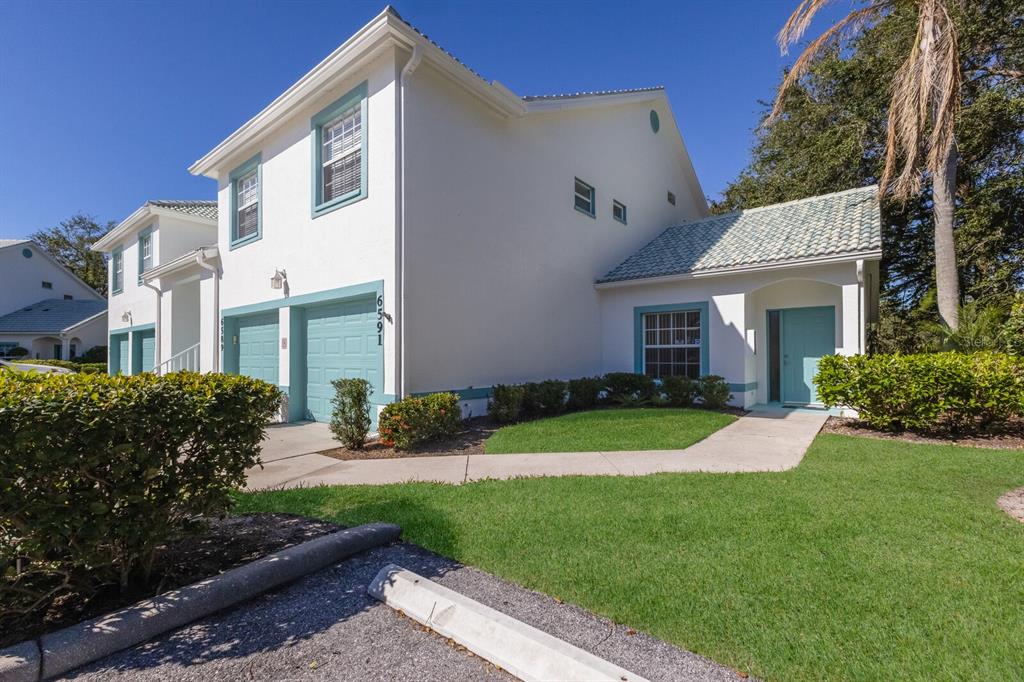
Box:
[396,45,423,400]
[196,248,220,372]
[856,260,865,355]
[141,281,162,372]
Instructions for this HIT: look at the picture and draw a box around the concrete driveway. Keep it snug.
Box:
[66,542,743,681]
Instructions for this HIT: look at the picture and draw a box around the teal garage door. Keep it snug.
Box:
[131,329,155,375]
[304,297,380,422]
[781,306,835,405]
[111,333,129,375]
[236,312,280,385]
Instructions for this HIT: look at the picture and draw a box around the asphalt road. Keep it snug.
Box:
[66,542,744,681]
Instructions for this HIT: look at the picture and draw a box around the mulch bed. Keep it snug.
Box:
[0,513,342,649]
[822,416,1024,450]
[318,416,500,460]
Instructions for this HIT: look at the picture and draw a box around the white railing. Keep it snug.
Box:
[155,343,200,375]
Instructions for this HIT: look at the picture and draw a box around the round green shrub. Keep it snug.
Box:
[378,392,461,450]
[662,375,699,407]
[567,377,602,410]
[490,384,524,423]
[603,372,655,402]
[698,375,732,410]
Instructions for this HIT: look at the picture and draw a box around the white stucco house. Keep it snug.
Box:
[92,7,880,421]
[0,239,107,360]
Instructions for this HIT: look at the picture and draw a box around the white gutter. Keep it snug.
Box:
[395,44,423,400]
[196,248,221,372]
[141,281,162,371]
[593,250,884,289]
[856,259,866,355]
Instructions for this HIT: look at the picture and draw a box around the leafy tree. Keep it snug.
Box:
[715,0,1023,332]
[30,214,112,296]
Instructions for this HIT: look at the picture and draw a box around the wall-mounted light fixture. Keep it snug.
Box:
[121,311,132,324]
[270,269,288,290]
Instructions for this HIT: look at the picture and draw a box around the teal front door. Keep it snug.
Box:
[110,333,129,375]
[781,306,835,405]
[235,312,280,385]
[131,329,155,375]
[304,297,380,423]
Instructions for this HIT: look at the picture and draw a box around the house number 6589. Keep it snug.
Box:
[376,294,384,346]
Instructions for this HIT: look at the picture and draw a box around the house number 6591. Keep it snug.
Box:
[376,294,384,346]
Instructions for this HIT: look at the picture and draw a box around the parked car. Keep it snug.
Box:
[0,359,74,374]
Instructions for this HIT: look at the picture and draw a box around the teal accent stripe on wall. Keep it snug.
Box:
[221,280,384,318]
[728,382,758,392]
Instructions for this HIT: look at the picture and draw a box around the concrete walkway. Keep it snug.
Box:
[247,407,827,490]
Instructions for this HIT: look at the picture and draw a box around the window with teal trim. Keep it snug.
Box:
[138,228,153,280]
[643,310,701,379]
[229,154,261,248]
[574,178,595,217]
[311,82,367,217]
[111,248,123,294]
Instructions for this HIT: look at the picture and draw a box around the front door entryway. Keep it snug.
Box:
[768,306,835,406]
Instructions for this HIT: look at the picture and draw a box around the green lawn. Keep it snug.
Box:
[483,407,736,453]
[237,435,1024,680]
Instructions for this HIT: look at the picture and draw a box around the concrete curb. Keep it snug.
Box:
[369,564,649,682]
[1,522,401,681]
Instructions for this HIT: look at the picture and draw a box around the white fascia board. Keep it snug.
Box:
[187,9,529,180]
[142,246,219,281]
[593,250,884,289]
[522,90,662,113]
[92,206,215,253]
[61,309,108,334]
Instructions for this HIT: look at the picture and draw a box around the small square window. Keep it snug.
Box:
[612,200,627,224]
[574,178,595,217]
[64,294,73,300]
[667,191,676,206]
[41,281,53,289]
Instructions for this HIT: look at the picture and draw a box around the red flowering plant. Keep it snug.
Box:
[378,392,461,449]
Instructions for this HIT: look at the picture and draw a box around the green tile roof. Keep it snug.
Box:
[0,299,106,333]
[598,186,881,284]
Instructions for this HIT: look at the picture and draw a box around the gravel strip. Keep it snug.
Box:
[65,543,745,681]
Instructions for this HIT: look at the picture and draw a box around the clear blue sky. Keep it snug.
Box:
[0,0,845,239]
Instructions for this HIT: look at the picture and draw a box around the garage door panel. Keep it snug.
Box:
[236,312,279,386]
[304,296,381,423]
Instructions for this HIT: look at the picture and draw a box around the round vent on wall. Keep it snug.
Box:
[22,248,32,258]
[649,110,660,133]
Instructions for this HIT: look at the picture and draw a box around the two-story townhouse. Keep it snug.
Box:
[0,239,107,360]
[96,6,880,420]
[91,200,217,375]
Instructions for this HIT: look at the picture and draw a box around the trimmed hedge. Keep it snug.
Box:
[329,377,372,449]
[489,372,734,423]
[11,359,106,374]
[0,371,281,625]
[815,352,1024,432]
[378,392,461,450]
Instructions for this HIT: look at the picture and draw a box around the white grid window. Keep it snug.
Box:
[613,200,627,224]
[236,170,259,240]
[140,233,153,273]
[322,104,362,203]
[574,178,595,215]
[643,310,701,379]
[112,251,123,292]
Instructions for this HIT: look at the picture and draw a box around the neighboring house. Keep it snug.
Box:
[0,299,107,360]
[93,7,880,419]
[90,200,217,375]
[0,239,107,359]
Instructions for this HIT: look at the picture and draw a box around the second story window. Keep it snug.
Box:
[574,178,595,217]
[311,81,368,217]
[41,281,53,289]
[112,247,124,294]
[138,228,153,277]
[613,200,627,225]
[229,154,262,249]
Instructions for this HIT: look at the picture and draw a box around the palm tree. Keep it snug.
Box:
[770,0,963,328]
